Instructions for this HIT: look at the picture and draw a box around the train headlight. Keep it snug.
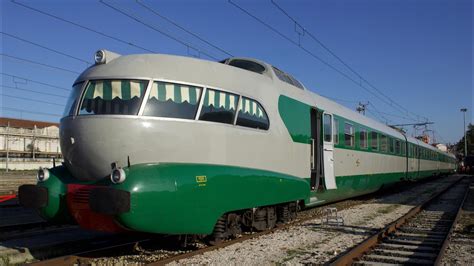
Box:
[94,50,106,64]
[110,168,126,184]
[37,168,50,182]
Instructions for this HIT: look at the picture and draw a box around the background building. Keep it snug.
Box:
[0,118,61,170]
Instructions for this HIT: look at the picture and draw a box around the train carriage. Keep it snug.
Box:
[19,50,456,240]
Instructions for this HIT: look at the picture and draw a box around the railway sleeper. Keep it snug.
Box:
[372,248,438,259]
[377,243,438,252]
[357,254,435,265]
[208,201,298,245]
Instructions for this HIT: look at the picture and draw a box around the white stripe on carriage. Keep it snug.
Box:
[130,81,142,98]
[219,92,226,108]
[208,90,215,106]
[149,82,159,99]
[251,102,257,115]
[111,81,122,99]
[165,83,174,101]
[93,81,103,98]
[181,86,190,103]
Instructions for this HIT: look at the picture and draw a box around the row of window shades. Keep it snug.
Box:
[83,80,266,118]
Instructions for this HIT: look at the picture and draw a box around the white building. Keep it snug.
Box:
[0,118,62,170]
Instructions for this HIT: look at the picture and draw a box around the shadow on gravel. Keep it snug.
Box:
[304,223,379,236]
[339,175,471,211]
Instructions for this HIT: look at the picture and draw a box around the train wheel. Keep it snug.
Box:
[208,213,242,245]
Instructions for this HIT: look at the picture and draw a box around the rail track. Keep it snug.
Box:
[331,176,470,265]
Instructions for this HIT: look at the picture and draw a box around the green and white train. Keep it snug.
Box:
[19,50,456,241]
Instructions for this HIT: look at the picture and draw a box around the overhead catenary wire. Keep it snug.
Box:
[100,0,219,60]
[10,0,157,53]
[2,93,66,106]
[227,0,410,122]
[136,0,233,57]
[2,107,62,117]
[368,102,397,124]
[270,0,425,123]
[1,73,71,92]
[1,31,91,65]
[375,109,420,122]
[1,53,81,74]
[366,109,389,125]
[0,85,68,98]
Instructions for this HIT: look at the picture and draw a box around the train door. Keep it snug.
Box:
[310,108,323,190]
[408,143,416,180]
[322,113,337,189]
[415,146,421,179]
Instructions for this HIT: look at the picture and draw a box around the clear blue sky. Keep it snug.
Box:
[1,0,472,144]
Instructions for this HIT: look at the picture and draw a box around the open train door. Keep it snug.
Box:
[310,108,323,190]
[322,112,337,189]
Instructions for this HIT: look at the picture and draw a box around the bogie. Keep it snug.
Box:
[209,201,299,245]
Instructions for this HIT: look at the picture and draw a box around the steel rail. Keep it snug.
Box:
[329,176,467,266]
[434,179,470,265]
[29,236,155,266]
[0,221,49,234]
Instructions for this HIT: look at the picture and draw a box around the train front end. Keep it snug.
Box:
[18,50,310,235]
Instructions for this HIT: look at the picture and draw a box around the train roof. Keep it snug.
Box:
[81,51,454,158]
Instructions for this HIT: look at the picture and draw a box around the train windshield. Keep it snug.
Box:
[63,82,84,117]
[78,79,148,115]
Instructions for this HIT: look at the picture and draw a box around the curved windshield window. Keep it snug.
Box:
[79,80,147,115]
[199,89,238,124]
[143,81,202,119]
[228,59,266,74]
[236,97,269,130]
[63,82,84,117]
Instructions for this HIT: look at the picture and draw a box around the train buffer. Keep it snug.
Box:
[321,207,344,226]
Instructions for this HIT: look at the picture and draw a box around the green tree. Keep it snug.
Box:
[456,123,474,156]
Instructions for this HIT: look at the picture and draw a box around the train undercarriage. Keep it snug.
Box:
[208,201,299,244]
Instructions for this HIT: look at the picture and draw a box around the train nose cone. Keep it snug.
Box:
[60,117,131,180]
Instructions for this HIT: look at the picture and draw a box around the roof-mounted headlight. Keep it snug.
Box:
[37,167,50,182]
[94,49,121,65]
[95,50,106,64]
[110,168,126,184]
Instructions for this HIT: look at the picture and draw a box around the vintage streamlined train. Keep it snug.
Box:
[19,50,456,241]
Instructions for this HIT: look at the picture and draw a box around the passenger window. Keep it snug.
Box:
[199,89,238,124]
[344,123,354,147]
[380,135,388,152]
[79,79,147,115]
[228,59,265,74]
[389,138,394,153]
[236,97,269,130]
[395,140,401,154]
[334,118,339,144]
[143,81,202,119]
[401,141,406,155]
[371,132,378,151]
[323,114,332,142]
[360,128,368,149]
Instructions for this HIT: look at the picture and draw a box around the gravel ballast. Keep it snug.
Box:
[441,177,474,265]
